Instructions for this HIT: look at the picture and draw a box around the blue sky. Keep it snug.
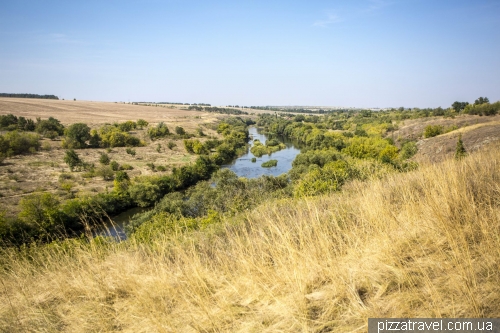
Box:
[1,0,499,108]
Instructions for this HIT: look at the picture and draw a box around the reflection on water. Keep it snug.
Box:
[222,127,302,178]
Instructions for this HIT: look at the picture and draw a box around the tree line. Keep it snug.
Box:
[0,93,59,99]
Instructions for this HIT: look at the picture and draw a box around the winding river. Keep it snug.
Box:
[99,126,302,239]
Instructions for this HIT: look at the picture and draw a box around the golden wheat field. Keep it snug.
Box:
[1,142,499,332]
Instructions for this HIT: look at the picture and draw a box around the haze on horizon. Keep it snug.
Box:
[1,0,499,109]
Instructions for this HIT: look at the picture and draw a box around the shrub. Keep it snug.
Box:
[148,122,170,140]
[175,126,186,135]
[117,121,137,132]
[64,149,84,172]
[95,165,114,181]
[423,125,444,138]
[455,134,467,160]
[400,141,418,159]
[126,147,136,156]
[110,161,120,171]
[0,131,41,156]
[156,165,167,172]
[129,182,161,207]
[137,119,148,129]
[251,157,257,162]
[167,141,176,150]
[99,153,110,165]
[35,117,64,137]
[113,171,130,193]
[120,164,134,170]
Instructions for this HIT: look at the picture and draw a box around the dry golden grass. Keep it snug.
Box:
[1,144,500,332]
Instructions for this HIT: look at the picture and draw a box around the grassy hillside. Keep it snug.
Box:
[1,141,499,332]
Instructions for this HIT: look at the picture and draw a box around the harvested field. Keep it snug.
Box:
[0,98,231,216]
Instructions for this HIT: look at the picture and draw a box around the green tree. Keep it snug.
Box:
[64,123,91,148]
[18,192,65,239]
[129,182,161,207]
[474,97,489,105]
[455,134,467,160]
[64,149,83,171]
[113,171,130,193]
[452,101,469,113]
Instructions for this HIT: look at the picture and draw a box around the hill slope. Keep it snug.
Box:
[1,143,499,332]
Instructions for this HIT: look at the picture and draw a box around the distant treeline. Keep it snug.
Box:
[134,102,212,106]
[248,106,346,114]
[188,106,248,115]
[0,93,59,100]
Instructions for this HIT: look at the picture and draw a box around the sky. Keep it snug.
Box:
[1,0,499,108]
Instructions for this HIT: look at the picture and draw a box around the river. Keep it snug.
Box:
[222,126,301,178]
[100,126,302,239]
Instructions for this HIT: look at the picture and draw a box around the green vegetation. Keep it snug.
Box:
[167,141,176,149]
[455,134,467,160]
[1,97,498,248]
[148,122,170,140]
[99,152,110,165]
[423,125,444,138]
[0,93,59,99]
[0,131,41,162]
[250,139,286,157]
[63,123,91,148]
[261,159,278,167]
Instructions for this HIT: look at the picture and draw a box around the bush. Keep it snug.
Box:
[98,125,143,148]
[156,165,167,172]
[117,121,136,132]
[99,153,110,165]
[455,134,467,160]
[251,157,257,162]
[120,164,134,170]
[0,131,41,157]
[137,119,148,129]
[423,125,444,138]
[167,141,176,150]
[175,126,186,135]
[35,117,64,137]
[63,123,91,148]
[400,141,418,159]
[126,147,136,156]
[64,149,84,172]
[129,182,161,207]
[148,122,170,140]
[95,165,114,181]
[110,161,120,171]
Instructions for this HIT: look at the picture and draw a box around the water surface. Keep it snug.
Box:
[222,127,301,178]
